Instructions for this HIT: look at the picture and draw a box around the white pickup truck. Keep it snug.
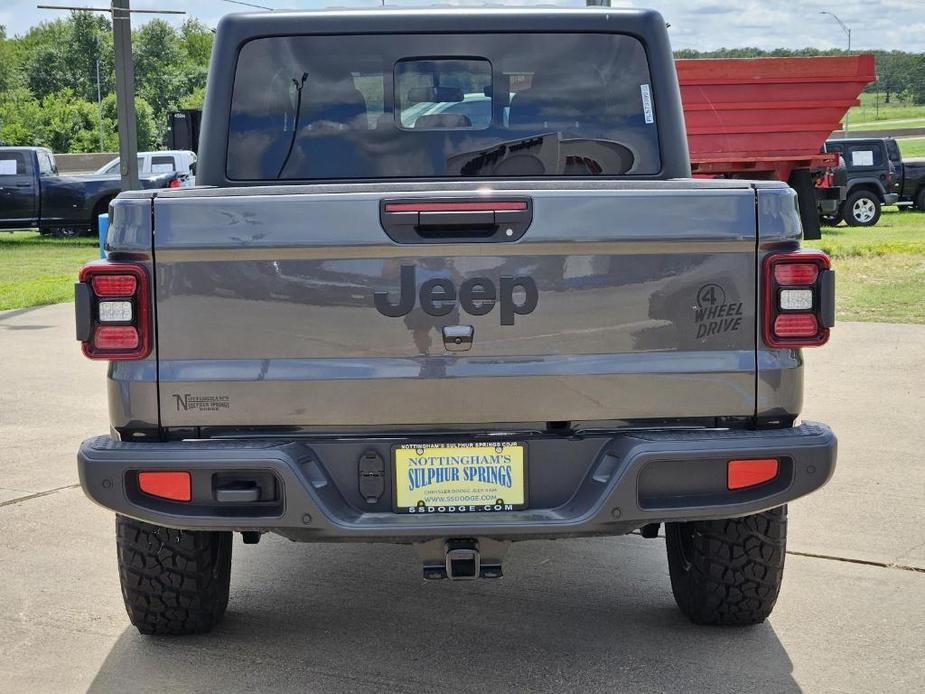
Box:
[95,150,197,186]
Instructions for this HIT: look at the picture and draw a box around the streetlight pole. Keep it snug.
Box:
[820,11,852,135]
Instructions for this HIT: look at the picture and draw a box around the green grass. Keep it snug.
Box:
[844,118,925,132]
[826,253,925,323]
[817,208,925,324]
[845,93,925,130]
[817,208,925,258]
[0,231,98,311]
[898,137,925,159]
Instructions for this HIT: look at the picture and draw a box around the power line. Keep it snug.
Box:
[37,4,185,14]
[221,0,274,9]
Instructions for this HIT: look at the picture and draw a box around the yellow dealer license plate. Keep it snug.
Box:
[394,442,526,514]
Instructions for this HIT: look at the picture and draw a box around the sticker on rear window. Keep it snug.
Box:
[640,84,654,124]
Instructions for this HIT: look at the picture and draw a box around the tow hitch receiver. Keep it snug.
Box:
[445,540,480,580]
[418,538,506,580]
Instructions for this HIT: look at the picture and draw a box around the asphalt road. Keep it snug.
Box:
[1,303,923,693]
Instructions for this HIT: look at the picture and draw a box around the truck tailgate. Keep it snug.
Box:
[153,182,758,428]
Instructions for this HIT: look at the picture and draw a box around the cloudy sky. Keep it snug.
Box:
[2,0,924,52]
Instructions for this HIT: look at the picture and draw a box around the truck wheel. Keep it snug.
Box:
[843,190,881,227]
[51,226,83,239]
[915,189,925,211]
[116,515,232,635]
[665,506,787,626]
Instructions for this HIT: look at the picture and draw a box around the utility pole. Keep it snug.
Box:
[111,0,139,189]
[820,11,852,135]
[37,2,185,189]
[95,52,104,152]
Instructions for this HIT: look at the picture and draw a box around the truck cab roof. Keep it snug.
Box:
[0,146,53,154]
[825,137,894,145]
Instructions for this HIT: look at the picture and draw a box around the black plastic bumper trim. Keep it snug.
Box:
[77,422,836,539]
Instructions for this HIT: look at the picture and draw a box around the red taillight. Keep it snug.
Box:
[727,459,779,490]
[138,471,191,502]
[763,250,833,348]
[76,262,151,360]
[94,326,140,350]
[168,177,182,189]
[91,274,137,297]
[774,263,818,286]
[773,314,819,338]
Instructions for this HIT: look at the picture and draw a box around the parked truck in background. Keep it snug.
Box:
[821,137,916,226]
[95,150,197,187]
[76,8,837,636]
[0,146,178,237]
[884,138,925,212]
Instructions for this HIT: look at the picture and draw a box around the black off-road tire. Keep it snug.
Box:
[116,515,232,636]
[665,506,787,626]
[915,188,925,212]
[842,190,881,227]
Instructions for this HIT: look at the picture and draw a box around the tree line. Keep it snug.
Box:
[0,12,212,153]
[675,48,925,105]
[0,14,922,154]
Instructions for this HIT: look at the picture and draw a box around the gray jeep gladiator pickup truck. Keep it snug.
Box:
[75,8,837,636]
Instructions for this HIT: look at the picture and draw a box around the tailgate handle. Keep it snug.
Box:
[418,210,495,232]
[380,198,532,244]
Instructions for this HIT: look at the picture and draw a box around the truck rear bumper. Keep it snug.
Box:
[78,422,836,541]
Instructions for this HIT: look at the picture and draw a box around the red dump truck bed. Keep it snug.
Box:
[676,55,876,180]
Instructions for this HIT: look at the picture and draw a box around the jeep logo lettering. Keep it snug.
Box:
[374,265,538,325]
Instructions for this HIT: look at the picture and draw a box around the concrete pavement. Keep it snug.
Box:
[1,303,923,692]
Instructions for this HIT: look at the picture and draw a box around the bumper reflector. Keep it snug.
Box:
[138,471,191,502]
[727,459,779,490]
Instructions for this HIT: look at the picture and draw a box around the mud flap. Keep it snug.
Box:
[788,169,821,240]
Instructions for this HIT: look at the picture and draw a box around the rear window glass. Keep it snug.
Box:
[848,145,882,168]
[151,155,177,173]
[228,33,660,180]
[396,59,492,130]
[0,152,26,176]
